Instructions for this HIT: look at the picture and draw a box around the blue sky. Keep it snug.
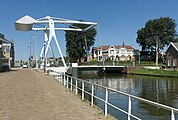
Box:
[1,0,178,60]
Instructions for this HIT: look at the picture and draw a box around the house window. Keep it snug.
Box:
[98,50,101,54]
[173,59,177,66]
[127,50,131,55]
[102,51,108,54]
[110,50,114,55]
[95,51,97,55]
[168,59,172,66]
[121,49,125,54]
[4,46,9,53]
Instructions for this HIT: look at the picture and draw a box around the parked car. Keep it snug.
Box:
[22,64,28,68]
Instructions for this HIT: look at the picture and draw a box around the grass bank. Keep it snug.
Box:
[130,68,178,78]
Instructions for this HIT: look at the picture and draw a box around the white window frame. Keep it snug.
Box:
[173,59,177,66]
[120,49,126,55]
[168,59,172,66]
[127,50,131,55]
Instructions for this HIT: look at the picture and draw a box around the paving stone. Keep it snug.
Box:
[0,68,115,120]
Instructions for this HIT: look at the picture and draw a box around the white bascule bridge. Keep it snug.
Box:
[15,15,97,73]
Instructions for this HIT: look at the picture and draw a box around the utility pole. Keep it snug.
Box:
[30,42,34,68]
[36,35,38,69]
[32,35,38,69]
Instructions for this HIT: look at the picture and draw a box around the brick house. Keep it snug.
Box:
[165,42,178,69]
[2,41,15,70]
[0,38,2,71]
[0,33,15,71]
[0,34,7,71]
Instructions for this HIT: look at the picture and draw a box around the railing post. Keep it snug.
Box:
[61,74,63,83]
[75,78,78,95]
[128,96,131,120]
[62,74,64,84]
[105,88,108,116]
[91,83,94,106]
[63,73,66,86]
[57,75,59,82]
[60,74,62,84]
[171,109,175,120]
[67,75,69,88]
[71,77,73,91]
[82,81,84,100]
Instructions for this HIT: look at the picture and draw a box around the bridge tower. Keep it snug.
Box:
[15,15,97,73]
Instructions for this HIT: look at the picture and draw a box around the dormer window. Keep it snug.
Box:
[127,50,131,54]
[110,50,114,55]
[121,48,126,54]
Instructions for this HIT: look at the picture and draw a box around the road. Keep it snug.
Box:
[0,68,114,120]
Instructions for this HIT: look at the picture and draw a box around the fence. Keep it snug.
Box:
[48,70,178,120]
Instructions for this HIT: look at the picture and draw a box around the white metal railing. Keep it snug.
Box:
[48,70,178,120]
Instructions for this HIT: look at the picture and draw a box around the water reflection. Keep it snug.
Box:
[78,73,178,120]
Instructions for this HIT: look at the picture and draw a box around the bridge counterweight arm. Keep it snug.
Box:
[32,28,83,31]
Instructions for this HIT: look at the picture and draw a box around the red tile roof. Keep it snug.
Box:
[93,45,134,51]
[98,46,110,50]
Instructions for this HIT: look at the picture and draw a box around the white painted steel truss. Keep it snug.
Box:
[15,15,97,71]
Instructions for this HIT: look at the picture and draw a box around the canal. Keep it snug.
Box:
[77,73,178,120]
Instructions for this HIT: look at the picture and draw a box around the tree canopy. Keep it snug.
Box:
[65,23,97,63]
[136,17,177,51]
[136,17,178,66]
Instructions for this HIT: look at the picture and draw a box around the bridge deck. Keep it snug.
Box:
[0,68,113,120]
[75,65,125,68]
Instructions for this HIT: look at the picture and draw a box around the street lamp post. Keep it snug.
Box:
[30,41,34,68]
[32,35,39,69]
[35,35,38,69]
[29,43,31,67]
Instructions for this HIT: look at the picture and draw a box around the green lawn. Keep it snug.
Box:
[130,68,178,78]
[139,61,166,67]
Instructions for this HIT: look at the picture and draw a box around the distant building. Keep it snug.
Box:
[165,42,178,69]
[0,33,8,71]
[0,38,3,71]
[92,45,135,61]
[134,49,139,61]
[14,60,22,67]
[2,41,15,69]
[0,33,15,71]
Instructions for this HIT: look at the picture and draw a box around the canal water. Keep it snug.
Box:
[77,73,178,120]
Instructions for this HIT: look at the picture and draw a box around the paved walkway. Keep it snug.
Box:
[0,68,114,120]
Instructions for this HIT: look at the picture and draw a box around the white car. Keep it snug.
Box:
[22,64,28,68]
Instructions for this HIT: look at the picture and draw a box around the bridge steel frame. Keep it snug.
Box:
[15,15,97,73]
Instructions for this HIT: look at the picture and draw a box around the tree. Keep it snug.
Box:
[65,23,97,63]
[136,17,178,66]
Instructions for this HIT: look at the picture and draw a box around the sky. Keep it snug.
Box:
[1,0,178,60]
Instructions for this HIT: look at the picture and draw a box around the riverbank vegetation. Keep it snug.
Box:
[130,68,178,78]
